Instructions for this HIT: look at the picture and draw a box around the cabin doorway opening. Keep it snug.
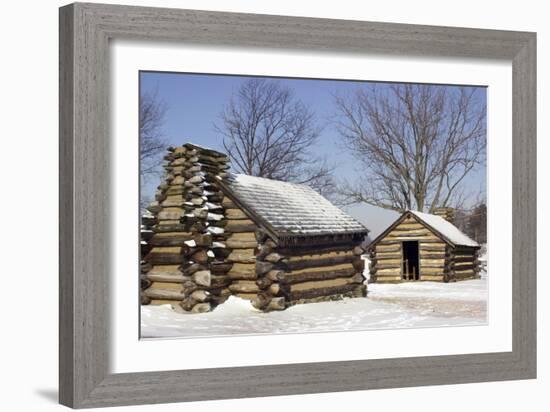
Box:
[402,241,419,281]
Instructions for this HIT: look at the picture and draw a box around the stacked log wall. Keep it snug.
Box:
[222,196,261,300]
[449,246,480,280]
[370,214,449,283]
[140,144,231,312]
[252,238,367,310]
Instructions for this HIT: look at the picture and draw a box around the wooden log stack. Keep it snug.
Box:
[251,233,367,311]
[222,196,260,301]
[368,211,481,283]
[141,143,370,313]
[139,210,155,304]
[140,144,231,312]
[433,207,455,224]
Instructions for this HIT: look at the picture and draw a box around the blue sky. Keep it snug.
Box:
[140,71,486,237]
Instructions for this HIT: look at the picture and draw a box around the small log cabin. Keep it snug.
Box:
[141,143,370,312]
[367,210,481,283]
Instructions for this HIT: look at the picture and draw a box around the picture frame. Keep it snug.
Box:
[59,2,536,408]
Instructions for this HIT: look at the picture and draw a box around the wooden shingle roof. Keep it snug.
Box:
[368,210,480,249]
[218,173,369,244]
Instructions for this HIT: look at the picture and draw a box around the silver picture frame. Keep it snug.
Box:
[59,2,536,408]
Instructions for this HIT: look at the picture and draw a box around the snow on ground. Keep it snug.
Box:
[141,278,487,339]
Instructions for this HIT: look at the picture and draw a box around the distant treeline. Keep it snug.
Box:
[455,203,487,244]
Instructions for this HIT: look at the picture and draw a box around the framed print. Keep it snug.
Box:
[59,2,536,408]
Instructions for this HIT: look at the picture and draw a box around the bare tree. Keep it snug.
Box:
[140,90,168,180]
[334,84,486,212]
[216,78,335,195]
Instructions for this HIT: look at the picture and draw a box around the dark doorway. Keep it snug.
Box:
[402,241,419,281]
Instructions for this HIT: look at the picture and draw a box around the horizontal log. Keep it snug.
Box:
[421,267,446,274]
[280,267,356,285]
[378,238,444,245]
[420,258,446,265]
[144,288,185,301]
[386,230,432,238]
[419,245,447,252]
[144,253,186,265]
[374,245,401,253]
[229,280,261,293]
[227,263,257,280]
[227,249,256,264]
[371,252,401,260]
[453,262,477,269]
[226,239,258,249]
[149,233,212,247]
[227,232,256,242]
[225,208,248,220]
[453,256,478,263]
[153,224,192,233]
[157,208,186,221]
[289,283,358,301]
[376,267,402,274]
[373,276,403,283]
[453,268,477,275]
[371,259,400,267]
[371,263,401,270]
[287,292,352,306]
[282,254,355,271]
[233,293,258,300]
[224,219,257,233]
[454,254,476,259]
[276,243,360,256]
[392,223,425,230]
[147,245,187,255]
[286,250,354,262]
[150,299,186,305]
[146,272,191,283]
[418,253,447,259]
[420,275,445,281]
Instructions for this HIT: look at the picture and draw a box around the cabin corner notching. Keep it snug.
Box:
[367,210,481,283]
[140,143,370,313]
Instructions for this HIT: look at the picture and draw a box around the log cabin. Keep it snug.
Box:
[367,210,481,283]
[141,143,370,312]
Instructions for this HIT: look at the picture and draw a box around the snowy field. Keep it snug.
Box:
[141,278,487,339]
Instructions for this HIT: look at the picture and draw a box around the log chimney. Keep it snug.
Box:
[433,207,455,224]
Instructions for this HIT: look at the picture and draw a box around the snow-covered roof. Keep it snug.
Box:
[222,173,369,239]
[409,210,480,247]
